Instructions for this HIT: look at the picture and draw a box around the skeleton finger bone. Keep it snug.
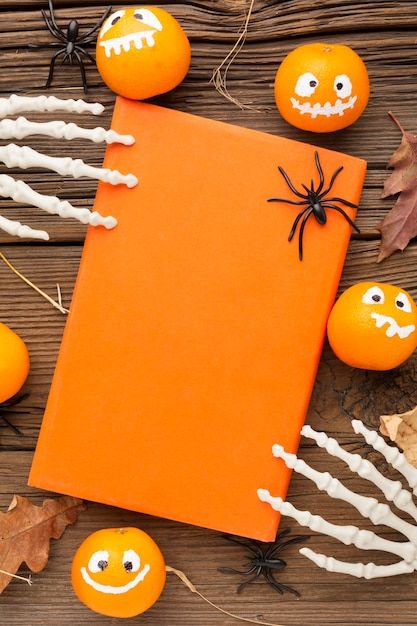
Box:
[0,117,134,145]
[0,144,137,187]
[0,94,104,117]
[300,547,417,579]
[0,213,48,240]
[0,174,116,232]
[272,444,417,545]
[302,425,417,523]
[352,419,417,495]
[257,492,417,562]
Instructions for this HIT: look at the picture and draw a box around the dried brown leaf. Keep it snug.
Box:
[0,495,85,592]
[380,405,417,467]
[377,113,417,262]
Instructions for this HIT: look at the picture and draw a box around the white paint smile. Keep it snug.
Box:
[80,564,150,595]
[290,95,357,118]
[371,312,416,339]
[100,31,158,58]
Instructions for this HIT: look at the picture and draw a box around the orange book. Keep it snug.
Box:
[29,98,366,540]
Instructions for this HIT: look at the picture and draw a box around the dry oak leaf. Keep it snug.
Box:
[0,495,85,592]
[378,112,417,262]
[380,405,417,468]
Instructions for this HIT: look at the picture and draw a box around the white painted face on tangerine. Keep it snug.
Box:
[80,549,151,595]
[290,72,357,119]
[361,285,416,339]
[99,8,163,58]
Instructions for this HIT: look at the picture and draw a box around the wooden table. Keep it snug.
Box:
[1,1,417,624]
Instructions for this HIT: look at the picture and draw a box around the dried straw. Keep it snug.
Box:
[210,0,262,111]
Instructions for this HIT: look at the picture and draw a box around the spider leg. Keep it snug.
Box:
[76,46,96,65]
[277,166,306,199]
[41,8,66,42]
[267,197,306,206]
[301,183,310,195]
[321,203,360,233]
[0,413,23,436]
[262,570,283,595]
[288,206,310,242]
[218,565,258,576]
[46,0,66,38]
[266,570,301,598]
[236,569,262,593]
[297,208,313,261]
[314,151,325,195]
[74,49,88,92]
[318,165,343,198]
[265,535,309,560]
[28,43,62,48]
[222,535,263,558]
[45,48,66,88]
[77,6,113,41]
[323,196,358,209]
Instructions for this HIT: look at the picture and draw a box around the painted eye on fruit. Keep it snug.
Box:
[333,74,352,99]
[395,292,412,313]
[88,551,109,573]
[362,285,385,305]
[101,10,125,36]
[294,72,319,97]
[122,549,141,573]
[133,9,163,30]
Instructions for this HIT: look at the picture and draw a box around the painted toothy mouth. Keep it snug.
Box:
[290,95,358,118]
[80,564,150,595]
[370,312,416,339]
[100,31,158,58]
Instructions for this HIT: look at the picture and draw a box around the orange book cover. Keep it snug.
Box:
[29,98,366,540]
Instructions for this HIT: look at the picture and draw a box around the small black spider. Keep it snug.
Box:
[218,529,308,597]
[267,151,360,261]
[30,0,112,92]
[0,393,29,436]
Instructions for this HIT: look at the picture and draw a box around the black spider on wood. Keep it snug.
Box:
[218,529,308,597]
[268,150,360,261]
[30,0,112,92]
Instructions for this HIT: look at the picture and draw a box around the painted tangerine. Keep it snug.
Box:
[0,322,29,403]
[96,6,191,100]
[71,527,166,618]
[275,43,369,132]
[327,282,417,370]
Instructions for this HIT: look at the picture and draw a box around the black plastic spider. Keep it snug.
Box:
[218,528,308,597]
[268,151,360,261]
[0,393,29,436]
[30,0,112,92]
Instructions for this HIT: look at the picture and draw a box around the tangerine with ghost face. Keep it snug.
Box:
[71,527,166,618]
[96,6,191,100]
[275,43,369,132]
[327,282,417,370]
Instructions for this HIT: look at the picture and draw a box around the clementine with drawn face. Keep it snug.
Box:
[275,43,369,132]
[71,528,166,618]
[327,282,417,370]
[96,6,191,100]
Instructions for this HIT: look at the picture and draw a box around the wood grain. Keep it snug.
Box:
[1,0,417,624]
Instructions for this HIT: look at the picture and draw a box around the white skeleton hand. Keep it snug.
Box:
[0,94,137,240]
[258,420,417,579]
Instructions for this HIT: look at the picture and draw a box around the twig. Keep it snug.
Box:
[166,565,284,626]
[0,569,32,586]
[0,252,69,314]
